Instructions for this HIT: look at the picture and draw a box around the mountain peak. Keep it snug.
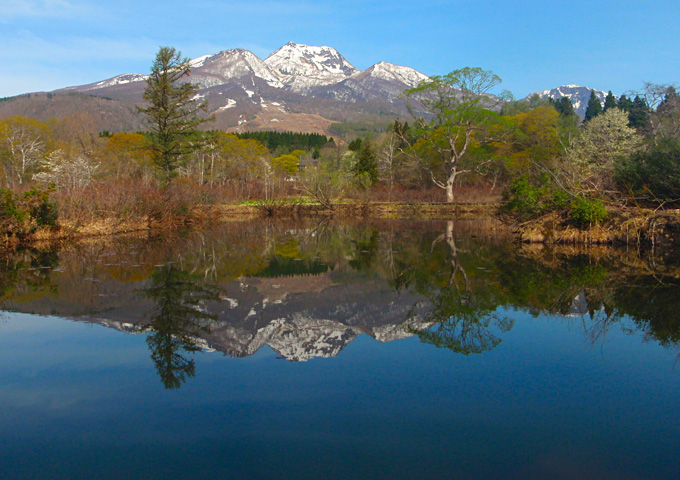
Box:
[362,61,429,88]
[264,42,358,92]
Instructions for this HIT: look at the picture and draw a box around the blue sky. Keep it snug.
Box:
[1,0,678,98]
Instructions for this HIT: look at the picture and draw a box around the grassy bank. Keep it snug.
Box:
[3,189,680,250]
[515,207,680,248]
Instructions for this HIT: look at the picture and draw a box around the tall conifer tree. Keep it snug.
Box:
[603,91,618,111]
[584,90,603,121]
[618,94,633,112]
[138,46,211,180]
[628,96,650,130]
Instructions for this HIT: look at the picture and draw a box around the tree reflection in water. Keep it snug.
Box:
[139,265,220,389]
[403,221,513,355]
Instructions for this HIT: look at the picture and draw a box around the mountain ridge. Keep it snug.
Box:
[2,42,609,134]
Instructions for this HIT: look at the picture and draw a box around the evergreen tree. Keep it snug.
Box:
[353,141,378,185]
[348,138,363,152]
[553,97,577,118]
[629,96,650,130]
[584,90,603,121]
[618,94,633,112]
[603,91,618,111]
[137,46,211,180]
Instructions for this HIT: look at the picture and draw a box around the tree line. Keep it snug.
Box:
[0,45,677,238]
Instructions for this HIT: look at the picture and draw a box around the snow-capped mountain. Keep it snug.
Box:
[525,85,607,118]
[41,42,429,133]
[264,42,359,92]
[61,73,147,93]
[189,49,283,89]
[312,61,428,103]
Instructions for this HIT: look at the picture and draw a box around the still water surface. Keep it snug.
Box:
[0,219,678,479]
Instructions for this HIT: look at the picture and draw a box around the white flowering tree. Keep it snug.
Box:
[33,149,99,190]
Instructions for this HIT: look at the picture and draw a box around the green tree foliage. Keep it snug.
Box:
[650,84,680,141]
[567,107,643,195]
[203,132,269,187]
[603,91,618,111]
[102,132,154,178]
[617,136,680,202]
[236,131,328,153]
[271,154,300,176]
[0,185,57,237]
[551,97,577,118]
[617,94,633,113]
[347,138,363,152]
[584,90,603,121]
[501,94,551,116]
[137,46,211,180]
[402,67,503,202]
[628,95,650,130]
[352,140,378,185]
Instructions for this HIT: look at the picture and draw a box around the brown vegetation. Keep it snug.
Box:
[516,207,680,247]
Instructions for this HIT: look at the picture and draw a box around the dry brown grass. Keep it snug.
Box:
[53,178,218,237]
[516,208,680,246]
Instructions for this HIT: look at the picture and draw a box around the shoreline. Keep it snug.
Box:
[3,202,679,249]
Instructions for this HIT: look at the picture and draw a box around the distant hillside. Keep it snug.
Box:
[0,92,144,132]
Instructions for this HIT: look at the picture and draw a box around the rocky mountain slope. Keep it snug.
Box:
[1,42,608,134]
[40,42,430,133]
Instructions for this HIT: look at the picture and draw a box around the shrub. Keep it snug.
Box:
[0,186,58,236]
[502,175,550,220]
[569,197,608,228]
[616,137,680,203]
[24,186,58,228]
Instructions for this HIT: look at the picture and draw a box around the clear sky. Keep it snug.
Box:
[1,0,678,98]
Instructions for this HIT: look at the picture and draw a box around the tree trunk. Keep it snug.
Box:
[446,177,454,203]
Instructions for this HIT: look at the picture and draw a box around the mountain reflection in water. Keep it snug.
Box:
[1,218,679,388]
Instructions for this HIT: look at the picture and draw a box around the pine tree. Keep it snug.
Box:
[628,96,650,130]
[603,91,617,111]
[618,95,633,112]
[584,90,603,121]
[353,141,378,185]
[554,97,577,118]
[348,138,363,152]
[138,46,211,180]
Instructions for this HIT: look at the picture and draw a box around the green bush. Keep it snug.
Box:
[0,186,58,236]
[569,197,608,228]
[503,175,550,220]
[24,186,58,228]
[616,137,680,203]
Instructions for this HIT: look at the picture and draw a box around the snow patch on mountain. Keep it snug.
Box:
[264,42,358,92]
[191,49,283,89]
[189,54,212,68]
[78,73,147,91]
[362,62,429,88]
[216,98,237,111]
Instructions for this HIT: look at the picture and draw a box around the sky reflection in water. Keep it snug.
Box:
[0,219,678,479]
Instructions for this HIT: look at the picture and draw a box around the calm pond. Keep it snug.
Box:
[0,218,678,479]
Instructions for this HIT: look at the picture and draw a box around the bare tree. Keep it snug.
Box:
[0,118,47,186]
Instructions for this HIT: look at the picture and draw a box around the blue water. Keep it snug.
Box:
[1,309,678,480]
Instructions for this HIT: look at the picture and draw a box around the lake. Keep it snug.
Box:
[0,218,678,479]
